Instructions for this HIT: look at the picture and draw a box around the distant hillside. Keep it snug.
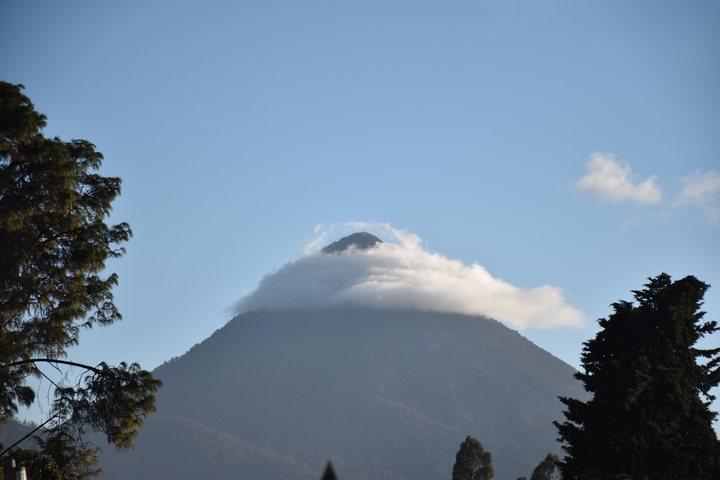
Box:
[0,419,36,452]
[100,417,315,479]
[101,308,586,479]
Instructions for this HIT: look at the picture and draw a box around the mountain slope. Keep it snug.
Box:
[99,417,316,479]
[0,419,36,452]
[103,308,585,479]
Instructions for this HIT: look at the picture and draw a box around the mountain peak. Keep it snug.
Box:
[321,232,383,254]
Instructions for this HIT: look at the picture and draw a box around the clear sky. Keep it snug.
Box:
[2,0,719,417]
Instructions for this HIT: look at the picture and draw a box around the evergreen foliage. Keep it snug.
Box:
[452,435,493,480]
[12,432,99,480]
[555,273,720,479]
[0,81,161,476]
[529,453,560,480]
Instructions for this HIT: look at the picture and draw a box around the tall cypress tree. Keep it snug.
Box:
[555,274,720,479]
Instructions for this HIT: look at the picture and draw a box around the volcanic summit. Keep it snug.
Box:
[321,232,383,254]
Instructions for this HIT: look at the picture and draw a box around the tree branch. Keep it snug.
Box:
[4,359,103,375]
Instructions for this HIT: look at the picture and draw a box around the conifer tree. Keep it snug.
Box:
[321,461,338,480]
[555,274,720,479]
[452,435,493,480]
[0,81,160,476]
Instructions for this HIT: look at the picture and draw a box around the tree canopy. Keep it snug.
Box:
[452,435,493,480]
[555,273,720,479]
[529,453,560,480]
[0,81,160,477]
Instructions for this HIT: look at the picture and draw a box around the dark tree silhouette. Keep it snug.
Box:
[452,435,493,480]
[555,273,720,479]
[529,453,560,480]
[321,461,338,480]
[0,81,160,477]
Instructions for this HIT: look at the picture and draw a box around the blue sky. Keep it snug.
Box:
[2,0,719,417]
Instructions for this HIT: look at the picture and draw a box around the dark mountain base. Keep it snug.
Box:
[101,308,586,479]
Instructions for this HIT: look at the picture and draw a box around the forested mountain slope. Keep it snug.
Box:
[101,308,585,479]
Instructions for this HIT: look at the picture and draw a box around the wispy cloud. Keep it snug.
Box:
[237,223,585,330]
[578,152,661,205]
[677,170,720,223]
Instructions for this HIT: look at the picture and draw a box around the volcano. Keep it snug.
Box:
[100,309,583,479]
[99,234,585,479]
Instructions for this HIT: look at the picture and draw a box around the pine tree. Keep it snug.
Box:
[555,274,720,479]
[0,81,160,476]
[452,435,493,480]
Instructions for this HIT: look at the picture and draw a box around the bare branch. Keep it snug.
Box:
[4,359,103,375]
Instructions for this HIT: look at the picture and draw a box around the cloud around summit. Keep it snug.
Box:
[235,223,585,330]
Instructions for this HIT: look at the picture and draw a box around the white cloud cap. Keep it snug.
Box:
[578,152,662,204]
[236,224,585,330]
[677,170,720,223]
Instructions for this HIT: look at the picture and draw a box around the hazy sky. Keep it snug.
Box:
[2,0,719,416]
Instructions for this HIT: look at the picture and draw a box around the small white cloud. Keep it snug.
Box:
[578,152,661,205]
[237,224,585,330]
[677,170,720,223]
